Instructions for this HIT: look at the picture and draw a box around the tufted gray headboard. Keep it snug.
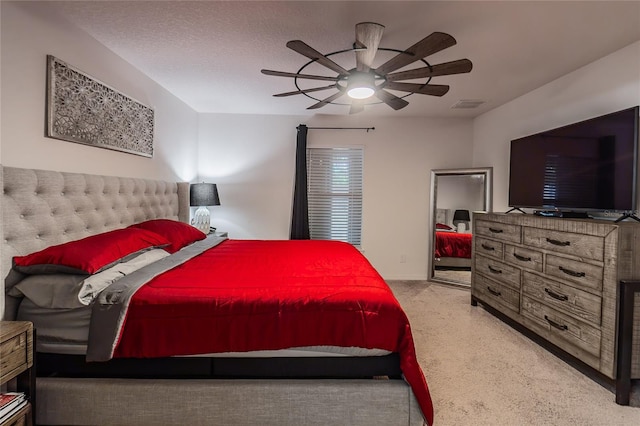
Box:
[1,165,190,319]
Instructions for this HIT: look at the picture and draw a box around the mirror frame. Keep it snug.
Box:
[429,167,493,287]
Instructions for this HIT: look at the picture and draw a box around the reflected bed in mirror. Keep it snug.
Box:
[429,168,493,287]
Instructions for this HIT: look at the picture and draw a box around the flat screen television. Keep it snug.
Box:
[508,106,640,214]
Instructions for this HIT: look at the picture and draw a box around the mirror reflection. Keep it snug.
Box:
[429,168,492,287]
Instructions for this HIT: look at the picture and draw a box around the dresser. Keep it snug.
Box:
[0,322,34,426]
[471,213,640,383]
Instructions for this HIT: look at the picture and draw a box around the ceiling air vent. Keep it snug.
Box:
[451,99,485,109]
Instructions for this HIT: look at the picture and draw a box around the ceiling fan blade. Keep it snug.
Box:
[261,69,339,82]
[274,84,337,97]
[386,59,473,82]
[355,22,385,72]
[349,100,365,114]
[287,40,349,75]
[375,90,409,110]
[307,91,345,110]
[375,32,457,75]
[384,82,450,96]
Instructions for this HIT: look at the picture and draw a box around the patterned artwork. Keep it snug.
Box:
[46,55,154,157]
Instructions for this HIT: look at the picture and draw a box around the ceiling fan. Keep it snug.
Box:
[261,22,473,113]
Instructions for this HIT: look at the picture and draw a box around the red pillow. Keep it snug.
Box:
[129,219,206,253]
[436,223,453,230]
[13,228,169,275]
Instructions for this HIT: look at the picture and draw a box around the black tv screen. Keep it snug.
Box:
[508,106,639,212]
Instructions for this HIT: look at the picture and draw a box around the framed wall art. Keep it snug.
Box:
[46,55,154,157]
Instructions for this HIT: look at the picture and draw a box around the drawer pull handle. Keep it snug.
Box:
[489,228,503,234]
[544,288,568,301]
[546,237,570,247]
[488,265,502,274]
[481,243,495,251]
[544,315,568,331]
[513,252,531,262]
[559,266,586,278]
[487,286,502,297]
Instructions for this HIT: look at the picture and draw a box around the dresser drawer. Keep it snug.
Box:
[522,271,602,326]
[475,236,503,259]
[475,220,521,244]
[474,274,520,313]
[545,254,603,292]
[0,332,28,383]
[522,296,601,358]
[504,244,543,272]
[475,254,521,290]
[523,227,604,261]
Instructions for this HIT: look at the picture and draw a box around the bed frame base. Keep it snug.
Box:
[434,256,471,269]
[37,352,402,379]
[37,377,425,425]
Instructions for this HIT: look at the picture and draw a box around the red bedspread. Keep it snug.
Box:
[113,239,433,424]
[434,231,472,258]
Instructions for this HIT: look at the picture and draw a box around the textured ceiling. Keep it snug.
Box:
[39,1,640,118]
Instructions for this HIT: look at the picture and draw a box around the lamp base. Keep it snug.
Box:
[192,206,211,234]
[457,222,466,233]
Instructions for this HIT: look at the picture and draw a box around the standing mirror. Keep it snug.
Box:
[429,167,493,287]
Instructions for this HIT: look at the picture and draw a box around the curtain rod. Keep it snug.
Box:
[298,126,375,132]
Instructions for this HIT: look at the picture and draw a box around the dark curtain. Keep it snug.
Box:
[290,124,310,239]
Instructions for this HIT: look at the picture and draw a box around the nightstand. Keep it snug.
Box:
[0,322,34,426]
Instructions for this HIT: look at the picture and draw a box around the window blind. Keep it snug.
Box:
[307,147,363,246]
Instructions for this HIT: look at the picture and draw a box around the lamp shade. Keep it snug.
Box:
[453,209,470,222]
[190,183,220,207]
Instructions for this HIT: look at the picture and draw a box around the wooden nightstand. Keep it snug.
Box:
[0,322,34,426]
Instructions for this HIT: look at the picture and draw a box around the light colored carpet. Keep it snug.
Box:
[387,280,640,426]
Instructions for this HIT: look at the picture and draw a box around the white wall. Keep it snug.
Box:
[198,113,474,279]
[0,2,199,182]
[473,41,640,212]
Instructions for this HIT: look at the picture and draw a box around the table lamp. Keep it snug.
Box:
[453,209,470,233]
[190,183,220,234]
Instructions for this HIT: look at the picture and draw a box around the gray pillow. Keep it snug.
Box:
[7,274,89,309]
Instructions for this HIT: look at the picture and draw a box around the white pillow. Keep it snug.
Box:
[78,249,169,305]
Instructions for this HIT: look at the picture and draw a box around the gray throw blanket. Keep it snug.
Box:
[86,235,227,362]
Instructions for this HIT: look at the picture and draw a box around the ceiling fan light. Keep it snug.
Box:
[348,86,375,99]
[346,72,376,99]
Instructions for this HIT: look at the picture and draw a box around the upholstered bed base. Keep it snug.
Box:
[2,166,428,426]
[38,378,424,425]
[434,256,471,269]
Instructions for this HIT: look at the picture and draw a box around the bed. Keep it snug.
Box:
[433,209,472,269]
[434,230,472,268]
[2,166,430,426]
